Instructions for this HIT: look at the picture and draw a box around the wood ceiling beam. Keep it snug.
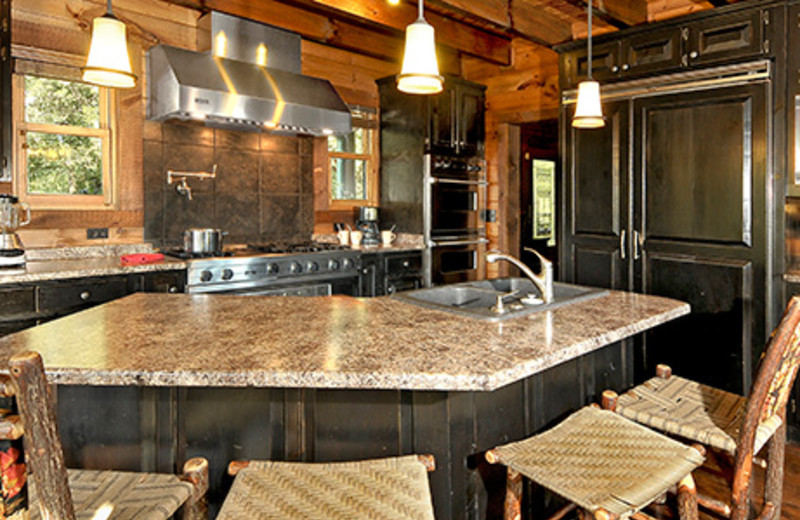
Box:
[205,0,511,65]
[279,0,511,64]
[557,0,641,29]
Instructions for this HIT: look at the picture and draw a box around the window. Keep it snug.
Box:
[327,110,378,208]
[14,73,116,209]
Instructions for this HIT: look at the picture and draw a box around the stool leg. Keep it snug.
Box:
[504,468,523,520]
[677,473,698,520]
[179,457,209,520]
[764,422,785,520]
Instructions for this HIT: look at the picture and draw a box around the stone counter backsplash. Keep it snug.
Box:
[144,121,315,247]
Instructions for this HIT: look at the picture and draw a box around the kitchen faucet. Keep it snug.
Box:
[486,249,554,304]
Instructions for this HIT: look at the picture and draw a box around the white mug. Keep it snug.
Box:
[381,230,396,246]
[350,230,363,246]
[337,230,349,246]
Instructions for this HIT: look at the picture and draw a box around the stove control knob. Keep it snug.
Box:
[290,262,303,274]
[342,258,354,270]
[221,269,234,281]
[266,263,279,274]
[199,270,213,282]
[328,259,340,271]
[306,261,319,272]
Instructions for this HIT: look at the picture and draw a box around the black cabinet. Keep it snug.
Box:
[0,0,10,181]
[561,72,771,395]
[558,3,775,89]
[359,251,424,297]
[0,270,187,336]
[378,75,486,158]
[427,80,486,156]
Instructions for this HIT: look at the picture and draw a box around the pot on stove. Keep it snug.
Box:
[183,228,228,254]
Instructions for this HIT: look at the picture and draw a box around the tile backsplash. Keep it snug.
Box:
[144,121,314,246]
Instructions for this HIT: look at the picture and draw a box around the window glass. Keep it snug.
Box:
[330,158,368,200]
[16,74,111,204]
[24,77,100,128]
[26,132,103,195]
[328,127,369,154]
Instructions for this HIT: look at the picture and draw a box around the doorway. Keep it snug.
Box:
[520,119,559,276]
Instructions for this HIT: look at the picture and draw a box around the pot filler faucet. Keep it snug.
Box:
[486,249,554,304]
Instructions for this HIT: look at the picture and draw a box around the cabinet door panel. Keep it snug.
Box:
[624,28,683,76]
[572,245,626,289]
[428,89,455,152]
[561,100,630,290]
[642,254,753,393]
[571,40,621,85]
[642,93,755,245]
[458,86,484,155]
[633,82,768,393]
[687,9,764,66]
[571,106,626,237]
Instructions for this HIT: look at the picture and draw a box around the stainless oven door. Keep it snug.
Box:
[428,178,486,237]
[426,238,487,286]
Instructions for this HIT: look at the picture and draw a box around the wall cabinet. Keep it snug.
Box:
[0,270,186,336]
[427,79,486,156]
[560,64,772,395]
[559,3,774,90]
[359,251,424,297]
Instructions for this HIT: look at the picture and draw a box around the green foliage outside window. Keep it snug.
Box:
[328,126,370,201]
[23,76,104,195]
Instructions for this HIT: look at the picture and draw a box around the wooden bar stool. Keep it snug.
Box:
[217,454,436,520]
[486,406,705,520]
[0,351,209,520]
[605,296,800,520]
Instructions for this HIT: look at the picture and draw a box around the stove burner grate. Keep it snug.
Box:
[246,241,348,254]
[163,249,234,260]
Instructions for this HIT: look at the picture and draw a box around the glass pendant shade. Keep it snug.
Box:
[397,17,443,94]
[82,14,136,89]
[572,80,605,128]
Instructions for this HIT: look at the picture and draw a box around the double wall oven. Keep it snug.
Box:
[423,154,488,286]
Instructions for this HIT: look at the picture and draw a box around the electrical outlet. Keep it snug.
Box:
[87,227,109,240]
[482,209,497,223]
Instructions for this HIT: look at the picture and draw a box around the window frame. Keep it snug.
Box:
[12,70,118,210]
[327,111,379,210]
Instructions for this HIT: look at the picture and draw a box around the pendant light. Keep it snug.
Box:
[82,0,137,89]
[572,0,604,128]
[397,0,443,95]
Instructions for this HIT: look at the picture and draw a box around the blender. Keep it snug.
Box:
[0,195,31,267]
[355,206,380,247]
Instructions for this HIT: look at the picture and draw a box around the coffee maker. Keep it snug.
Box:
[0,194,31,267]
[355,206,380,247]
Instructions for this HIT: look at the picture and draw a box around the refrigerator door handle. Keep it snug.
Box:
[429,177,489,187]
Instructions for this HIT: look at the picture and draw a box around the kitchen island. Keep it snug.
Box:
[0,290,688,518]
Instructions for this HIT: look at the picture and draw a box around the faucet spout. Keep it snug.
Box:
[486,249,554,303]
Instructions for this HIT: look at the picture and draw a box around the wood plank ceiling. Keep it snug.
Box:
[168,0,740,66]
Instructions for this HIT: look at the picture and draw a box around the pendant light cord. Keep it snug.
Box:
[587,0,593,80]
[418,0,424,20]
[106,0,113,16]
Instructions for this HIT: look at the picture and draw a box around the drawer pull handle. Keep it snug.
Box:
[80,291,91,301]
[168,286,178,293]
[402,260,410,268]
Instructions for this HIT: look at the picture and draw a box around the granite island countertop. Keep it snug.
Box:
[0,290,688,392]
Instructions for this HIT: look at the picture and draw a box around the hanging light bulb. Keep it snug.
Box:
[397,0,443,95]
[572,0,604,128]
[82,0,136,89]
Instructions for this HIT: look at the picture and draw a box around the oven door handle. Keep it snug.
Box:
[429,238,489,247]
[429,177,489,187]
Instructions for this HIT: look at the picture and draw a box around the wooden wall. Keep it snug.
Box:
[462,39,560,276]
[7,0,562,255]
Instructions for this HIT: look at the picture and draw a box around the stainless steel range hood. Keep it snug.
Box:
[146,13,351,136]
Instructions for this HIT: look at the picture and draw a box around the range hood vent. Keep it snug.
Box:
[146,13,351,136]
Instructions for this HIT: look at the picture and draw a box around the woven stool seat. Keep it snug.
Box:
[490,407,704,517]
[28,469,193,520]
[616,375,783,454]
[217,455,435,520]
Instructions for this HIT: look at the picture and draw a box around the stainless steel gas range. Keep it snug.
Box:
[166,242,361,296]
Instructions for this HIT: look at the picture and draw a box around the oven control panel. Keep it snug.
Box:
[186,252,360,291]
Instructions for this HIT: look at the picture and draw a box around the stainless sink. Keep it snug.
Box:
[392,278,608,321]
